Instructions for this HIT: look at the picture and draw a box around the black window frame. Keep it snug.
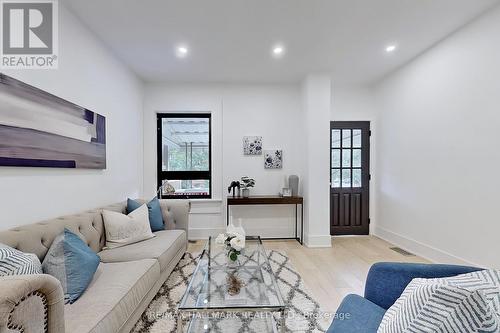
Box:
[157,113,212,199]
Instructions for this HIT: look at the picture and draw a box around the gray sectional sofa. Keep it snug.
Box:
[0,199,190,333]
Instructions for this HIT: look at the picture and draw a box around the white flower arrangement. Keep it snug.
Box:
[215,232,245,262]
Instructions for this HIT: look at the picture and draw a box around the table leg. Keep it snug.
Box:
[300,203,304,245]
[295,204,298,241]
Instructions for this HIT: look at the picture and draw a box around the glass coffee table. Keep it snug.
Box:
[177,236,286,332]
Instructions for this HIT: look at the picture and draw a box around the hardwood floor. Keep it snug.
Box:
[188,236,428,313]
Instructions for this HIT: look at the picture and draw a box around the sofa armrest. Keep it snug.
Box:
[0,274,65,333]
[159,199,190,239]
[364,262,482,310]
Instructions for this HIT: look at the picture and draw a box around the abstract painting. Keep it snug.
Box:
[264,150,282,169]
[243,136,262,155]
[0,74,106,169]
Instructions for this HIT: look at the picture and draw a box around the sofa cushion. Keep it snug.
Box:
[102,205,155,250]
[0,243,42,276]
[98,230,186,272]
[327,294,386,333]
[65,259,159,333]
[378,269,499,333]
[127,198,164,232]
[42,229,100,304]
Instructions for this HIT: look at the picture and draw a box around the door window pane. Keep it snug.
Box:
[332,149,341,168]
[342,169,351,188]
[331,130,341,148]
[352,149,361,168]
[342,149,351,167]
[342,130,351,148]
[353,129,362,148]
[352,169,362,188]
[331,169,341,188]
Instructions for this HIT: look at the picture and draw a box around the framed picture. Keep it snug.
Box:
[243,136,262,155]
[0,74,106,169]
[264,150,282,169]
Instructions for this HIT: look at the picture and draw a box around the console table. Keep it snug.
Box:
[226,195,304,245]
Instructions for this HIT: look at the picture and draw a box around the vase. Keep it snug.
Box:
[289,175,299,196]
[242,188,250,198]
[227,218,246,238]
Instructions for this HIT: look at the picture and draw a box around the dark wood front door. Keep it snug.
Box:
[330,121,370,235]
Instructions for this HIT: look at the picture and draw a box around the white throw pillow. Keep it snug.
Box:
[378,269,500,333]
[102,204,155,249]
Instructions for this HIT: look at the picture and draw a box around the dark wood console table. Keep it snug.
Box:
[226,195,304,245]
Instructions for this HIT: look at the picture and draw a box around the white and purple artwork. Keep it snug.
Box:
[264,150,282,169]
[243,136,262,155]
[0,74,106,169]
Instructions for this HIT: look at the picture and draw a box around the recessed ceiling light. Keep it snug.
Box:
[272,44,285,58]
[176,45,189,58]
[385,44,397,53]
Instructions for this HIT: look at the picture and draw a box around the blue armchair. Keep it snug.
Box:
[327,262,482,333]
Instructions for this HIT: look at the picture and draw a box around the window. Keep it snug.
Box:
[157,113,211,199]
[331,128,362,188]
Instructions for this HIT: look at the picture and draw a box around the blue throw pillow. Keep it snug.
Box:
[42,229,100,304]
[127,198,164,232]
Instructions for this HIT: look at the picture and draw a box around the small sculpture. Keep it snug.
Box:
[228,181,241,197]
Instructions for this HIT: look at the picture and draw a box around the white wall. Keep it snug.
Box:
[301,75,332,247]
[143,83,304,239]
[0,5,144,228]
[331,87,378,232]
[373,6,500,268]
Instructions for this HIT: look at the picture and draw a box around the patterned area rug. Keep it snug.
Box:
[133,250,331,332]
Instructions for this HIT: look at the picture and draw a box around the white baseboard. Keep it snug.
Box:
[304,234,332,248]
[373,226,478,267]
[189,227,226,240]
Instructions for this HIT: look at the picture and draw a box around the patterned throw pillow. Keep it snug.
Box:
[42,229,100,304]
[378,269,500,333]
[0,243,42,276]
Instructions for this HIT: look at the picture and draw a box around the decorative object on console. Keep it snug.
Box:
[228,180,241,197]
[102,205,155,249]
[215,232,245,264]
[242,136,262,155]
[0,74,106,169]
[239,176,255,197]
[289,175,299,196]
[42,229,100,304]
[282,188,292,197]
[264,149,282,169]
[0,243,42,276]
[127,197,164,232]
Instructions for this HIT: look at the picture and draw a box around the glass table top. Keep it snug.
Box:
[178,236,285,311]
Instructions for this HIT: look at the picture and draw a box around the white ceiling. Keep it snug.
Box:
[66,0,499,85]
